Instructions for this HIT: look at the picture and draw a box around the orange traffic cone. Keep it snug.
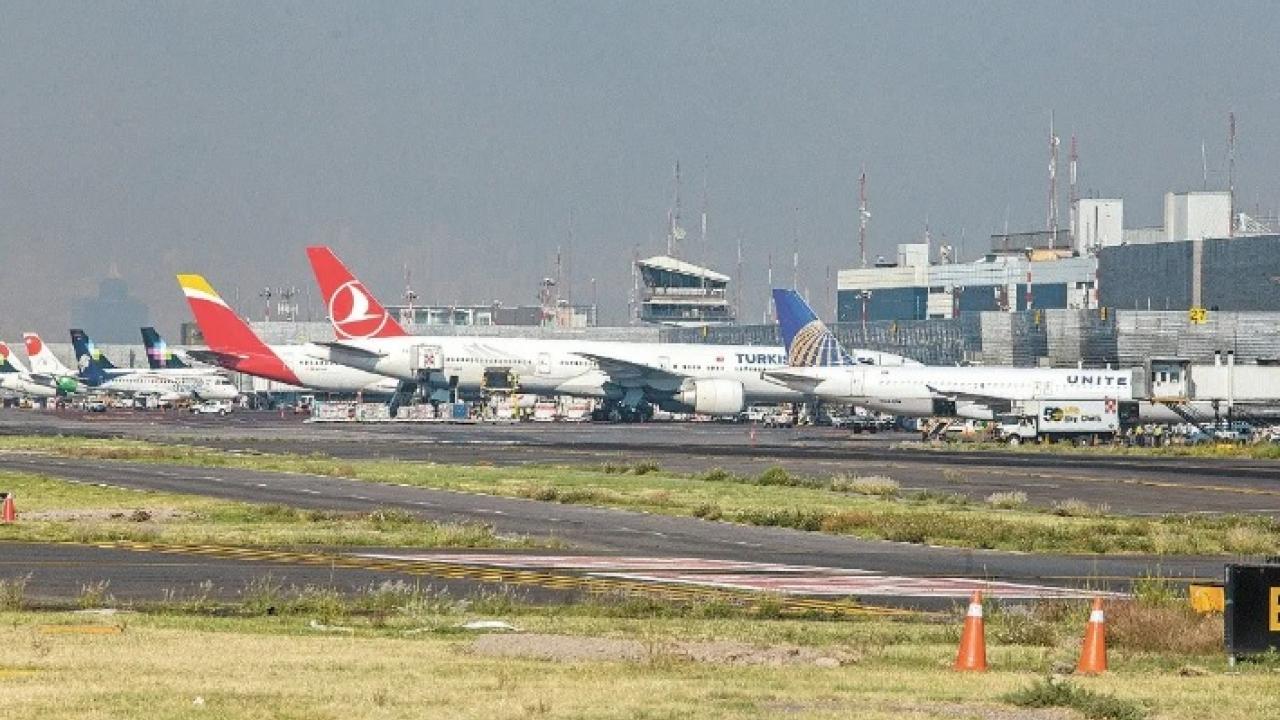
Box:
[954,590,987,671]
[1076,597,1107,674]
[1,493,15,523]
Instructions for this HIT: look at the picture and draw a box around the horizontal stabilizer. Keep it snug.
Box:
[312,341,388,359]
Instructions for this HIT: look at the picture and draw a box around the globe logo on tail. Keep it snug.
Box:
[327,281,388,339]
[786,320,847,367]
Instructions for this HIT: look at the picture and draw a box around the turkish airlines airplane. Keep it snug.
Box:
[177,273,405,396]
[302,246,919,418]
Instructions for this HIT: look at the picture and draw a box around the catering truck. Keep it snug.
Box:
[994,399,1134,445]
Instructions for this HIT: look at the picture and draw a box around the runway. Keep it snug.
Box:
[4,409,1280,516]
[0,449,1225,596]
[0,409,1264,608]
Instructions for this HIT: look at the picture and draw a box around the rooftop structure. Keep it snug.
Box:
[838,243,1097,323]
[636,255,735,327]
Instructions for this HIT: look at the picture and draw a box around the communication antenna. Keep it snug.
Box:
[1201,140,1209,191]
[734,233,743,322]
[700,156,709,253]
[1228,111,1237,236]
[924,216,932,263]
[401,264,417,327]
[565,208,575,304]
[1068,133,1078,248]
[629,244,639,324]
[1047,112,1060,249]
[858,166,869,268]
[667,161,685,257]
[766,253,774,323]
[700,156,709,298]
[792,206,800,289]
[554,244,563,307]
[825,265,833,321]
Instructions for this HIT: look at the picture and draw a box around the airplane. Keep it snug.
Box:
[70,329,240,402]
[765,289,1260,424]
[301,246,919,419]
[0,341,60,398]
[766,289,1141,420]
[141,326,217,372]
[176,273,407,398]
[22,333,87,395]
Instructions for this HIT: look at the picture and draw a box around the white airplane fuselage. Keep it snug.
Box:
[90,369,240,401]
[308,336,915,413]
[789,365,1135,420]
[269,345,402,394]
[0,374,57,398]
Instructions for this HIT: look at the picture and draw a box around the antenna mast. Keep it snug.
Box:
[734,233,743,322]
[766,253,774,323]
[1047,112,1060,249]
[667,161,684,257]
[1068,133,1078,248]
[565,208,575,304]
[402,263,417,326]
[858,166,869,268]
[792,206,800,289]
[1228,111,1237,236]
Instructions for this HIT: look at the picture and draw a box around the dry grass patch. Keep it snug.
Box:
[1105,601,1222,655]
[985,491,1029,509]
[830,474,900,497]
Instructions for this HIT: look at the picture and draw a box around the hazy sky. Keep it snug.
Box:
[2,1,1278,337]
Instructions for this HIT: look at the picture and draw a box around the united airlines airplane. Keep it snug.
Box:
[766,289,1139,420]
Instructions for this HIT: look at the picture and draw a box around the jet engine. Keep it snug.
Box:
[676,379,746,416]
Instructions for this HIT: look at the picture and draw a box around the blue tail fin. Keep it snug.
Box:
[141,327,190,370]
[771,289,854,367]
[69,329,109,386]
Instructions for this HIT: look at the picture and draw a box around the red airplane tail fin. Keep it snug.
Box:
[305,246,407,339]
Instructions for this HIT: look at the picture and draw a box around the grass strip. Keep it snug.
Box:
[2,436,1278,555]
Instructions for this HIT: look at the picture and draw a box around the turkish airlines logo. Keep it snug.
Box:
[23,335,42,357]
[327,281,388,339]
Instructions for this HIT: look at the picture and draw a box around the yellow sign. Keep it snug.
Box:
[1189,307,1208,324]
[1271,587,1280,632]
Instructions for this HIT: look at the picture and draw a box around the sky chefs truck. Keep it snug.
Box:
[995,399,1135,445]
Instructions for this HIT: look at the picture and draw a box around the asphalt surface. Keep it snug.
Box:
[5,409,1280,515]
[1,542,580,607]
[0,409,1268,605]
[0,448,1230,586]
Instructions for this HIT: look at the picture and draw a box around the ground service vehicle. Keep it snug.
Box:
[994,400,1123,445]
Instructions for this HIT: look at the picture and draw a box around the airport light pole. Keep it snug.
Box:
[859,290,872,338]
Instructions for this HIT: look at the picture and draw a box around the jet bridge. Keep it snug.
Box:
[1143,354,1280,429]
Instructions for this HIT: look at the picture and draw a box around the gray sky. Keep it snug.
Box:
[2,0,1278,337]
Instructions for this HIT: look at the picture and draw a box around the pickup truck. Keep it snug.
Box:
[191,400,234,416]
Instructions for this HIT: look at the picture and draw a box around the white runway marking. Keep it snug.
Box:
[352,552,1127,599]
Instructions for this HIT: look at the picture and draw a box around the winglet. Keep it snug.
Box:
[305,246,407,340]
